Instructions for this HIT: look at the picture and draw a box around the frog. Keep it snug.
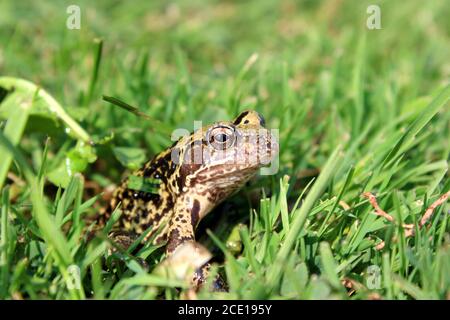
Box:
[98,110,278,290]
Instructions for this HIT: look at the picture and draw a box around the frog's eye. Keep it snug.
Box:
[207,125,236,150]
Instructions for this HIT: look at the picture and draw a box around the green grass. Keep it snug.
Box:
[0,0,449,300]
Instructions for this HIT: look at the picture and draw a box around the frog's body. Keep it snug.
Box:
[100,110,277,286]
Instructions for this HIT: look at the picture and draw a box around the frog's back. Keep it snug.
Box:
[100,148,178,242]
[98,109,278,249]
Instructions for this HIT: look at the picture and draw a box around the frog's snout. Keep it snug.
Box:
[268,131,279,155]
[263,129,279,163]
[256,112,266,127]
[242,127,278,168]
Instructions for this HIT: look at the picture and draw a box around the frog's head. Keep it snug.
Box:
[173,110,278,193]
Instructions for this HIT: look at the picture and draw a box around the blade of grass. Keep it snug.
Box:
[0,77,91,142]
[0,132,84,299]
[0,187,10,297]
[102,95,172,134]
[318,166,355,236]
[381,84,450,169]
[382,252,394,299]
[319,242,346,294]
[239,224,261,276]
[0,87,33,190]
[392,190,407,276]
[267,145,343,289]
[85,38,103,106]
[207,229,243,293]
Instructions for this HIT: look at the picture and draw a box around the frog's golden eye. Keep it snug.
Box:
[207,125,236,150]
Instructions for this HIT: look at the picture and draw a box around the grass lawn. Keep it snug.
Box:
[0,0,449,299]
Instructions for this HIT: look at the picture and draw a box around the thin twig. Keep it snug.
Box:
[362,192,395,222]
[420,191,450,227]
[375,241,385,250]
[362,192,413,229]
[362,190,450,249]
[362,192,414,230]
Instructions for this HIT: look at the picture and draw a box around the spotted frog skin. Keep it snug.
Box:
[100,110,278,287]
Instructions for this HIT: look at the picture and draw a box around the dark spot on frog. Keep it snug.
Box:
[166,229,181,253]
[191,199,200,227]
[178,162,201,189]
[143,153,171,182]
[167,229,194,253]
[155,232,167,245]
[130,190,160,203]
[233,111,249,125]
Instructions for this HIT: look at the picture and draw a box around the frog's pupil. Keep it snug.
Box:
[215,133,228,143]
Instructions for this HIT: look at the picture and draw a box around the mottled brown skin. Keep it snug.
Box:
[100,110,277,288]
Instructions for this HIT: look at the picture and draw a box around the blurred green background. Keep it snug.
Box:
[1,0,449,182]
[1,0,449,108]
[0,0,449,300]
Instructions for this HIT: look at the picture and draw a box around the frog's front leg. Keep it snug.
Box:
[166,204,227,291]
[166,209,196,254]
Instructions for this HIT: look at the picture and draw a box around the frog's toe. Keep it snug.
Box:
[193,263,228,292]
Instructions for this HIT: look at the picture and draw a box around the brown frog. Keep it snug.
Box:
[99,110,278,289]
